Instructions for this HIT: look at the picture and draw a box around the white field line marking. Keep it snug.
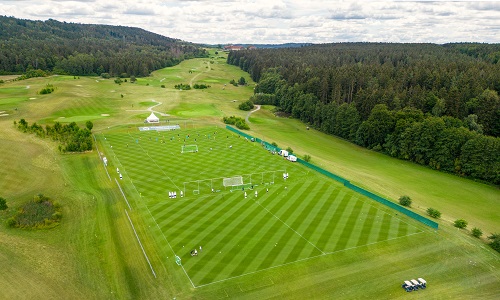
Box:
[195,230,428,289]
[93,134,111,181]
[125,209,157,278]
[253,199,325,255]
[127,172,196,286]
[128,133,181,191]
[144,202,196,288]
[323,231,426,255]
[196,253,324,288]
[115,178,132,210]
[355,193,428,232]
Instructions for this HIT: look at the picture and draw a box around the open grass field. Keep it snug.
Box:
[98,125,424,287]
[0,49,498,299]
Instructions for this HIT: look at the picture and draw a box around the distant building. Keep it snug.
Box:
[224,45,244,51]
[247,45,257,50]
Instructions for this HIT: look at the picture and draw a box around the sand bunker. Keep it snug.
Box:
[76,84,83,87]
[29,97,36,100]
[101,114,110,116]
[0,114,9,117]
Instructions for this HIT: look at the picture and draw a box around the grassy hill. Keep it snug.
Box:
[0,50,498,299]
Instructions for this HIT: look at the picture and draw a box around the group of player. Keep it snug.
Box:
[244,187,269,198]
[169,191,183,198]
[190,246,202,256]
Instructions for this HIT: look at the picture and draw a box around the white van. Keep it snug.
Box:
[278,150,289,157]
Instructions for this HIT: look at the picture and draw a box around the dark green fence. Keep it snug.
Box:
[343,182,438,229]
[225,125,438,229]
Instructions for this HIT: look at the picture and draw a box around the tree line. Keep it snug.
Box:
[228,43,500,184]
[0,16,208,77]
[15,119,94,153]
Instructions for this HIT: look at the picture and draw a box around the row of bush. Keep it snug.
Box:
[398,195,499,252]
[15,119,93,153]
[222,116,249,130]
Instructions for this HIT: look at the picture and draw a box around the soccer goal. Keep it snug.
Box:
[181,144,198,153]
[223,176,244,188]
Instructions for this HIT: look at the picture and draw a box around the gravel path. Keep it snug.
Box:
[246,105,261,123]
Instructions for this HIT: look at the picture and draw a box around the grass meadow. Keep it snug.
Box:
[0,50,498,299]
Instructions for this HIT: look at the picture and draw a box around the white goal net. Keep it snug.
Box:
[223,176,244,187]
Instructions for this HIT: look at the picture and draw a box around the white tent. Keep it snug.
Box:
[146,112,159,123]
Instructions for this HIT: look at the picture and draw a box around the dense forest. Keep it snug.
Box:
[228,43,500,184]
[0,16,208,76]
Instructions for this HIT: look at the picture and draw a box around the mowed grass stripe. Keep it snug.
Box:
[332,197,365,251]
[300,185,341,240]
[265,181,317,222]
[376,211,393,242]
[191,199,279,284]
[153,195,218,226]
[225,199,314,276]
[167,193,248,249]
[284,181,330,235]
[314,192,355,251]
[167,194,250,249]
[221,199,316,279]
[281,183,328,261]
[229,199,306,276]
[365,209,386,245]
[342,202,374,249]
[354,205,379,247]
[255,204,323,269]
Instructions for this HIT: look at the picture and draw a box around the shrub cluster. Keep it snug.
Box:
[223,116,250,130]
[426,207,441,218]
[174,83,191,90]
[39,84,55,94]
[238,100,255,111]
[193,83,210,89]
[454,219,468,229]
[0,197,7,210]
[488,234,500,253]
[15,69,48,81]
[7,194,62,229]
[16,119,93,152]
[398,195,412,207]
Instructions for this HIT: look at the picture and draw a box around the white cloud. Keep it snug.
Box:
[0,0,498,44]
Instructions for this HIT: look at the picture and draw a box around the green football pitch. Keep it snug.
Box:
[98,125,425,287]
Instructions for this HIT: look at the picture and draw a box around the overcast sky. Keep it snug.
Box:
[1,0,499,44]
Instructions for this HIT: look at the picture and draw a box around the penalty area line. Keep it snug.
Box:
[144,204,196,288]
[125,210,157,278]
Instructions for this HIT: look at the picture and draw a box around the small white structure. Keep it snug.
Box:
[145,112,160,123]
[287,155,297,162]
[418,278,427,288]
[279,150,289,157]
